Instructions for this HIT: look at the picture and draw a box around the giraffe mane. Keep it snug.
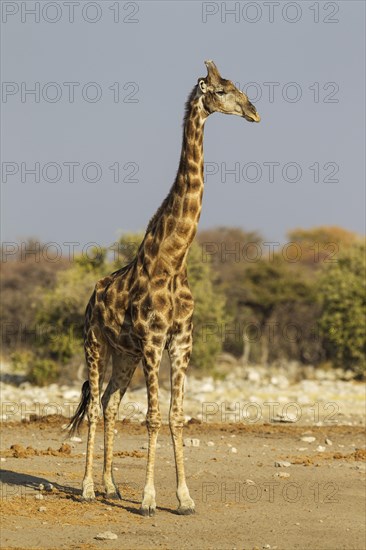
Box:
[144,84,199,235]
[183,84,199,126]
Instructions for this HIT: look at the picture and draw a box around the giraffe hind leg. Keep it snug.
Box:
[81,336,110,500]
[102,353,139,498]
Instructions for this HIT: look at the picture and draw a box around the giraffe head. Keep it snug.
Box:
[197,60,260,123]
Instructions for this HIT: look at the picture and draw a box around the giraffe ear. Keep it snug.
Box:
[198,79,207,94]
[204,60,222,84]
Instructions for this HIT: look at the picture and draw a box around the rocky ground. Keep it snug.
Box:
[0,420,365,550]
[1,361,365,426]
[0,361,365,549]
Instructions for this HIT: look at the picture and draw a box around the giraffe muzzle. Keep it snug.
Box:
[243,111,261,123]
[242,103,261,123]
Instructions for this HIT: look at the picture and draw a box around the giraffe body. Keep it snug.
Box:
[69,61,260,515]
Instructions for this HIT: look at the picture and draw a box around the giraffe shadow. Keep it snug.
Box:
[99,495,177,515]
[0,469,81,500]
[0,469,178,514]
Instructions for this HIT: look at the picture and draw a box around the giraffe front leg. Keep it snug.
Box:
[140,420,160,516]
[170,391,195,514]
[169,335,195,515]
[140,350,162,516]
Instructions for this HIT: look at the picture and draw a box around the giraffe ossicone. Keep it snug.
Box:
[69,60,260,515]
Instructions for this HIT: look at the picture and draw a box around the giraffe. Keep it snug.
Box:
[69,60,260,516]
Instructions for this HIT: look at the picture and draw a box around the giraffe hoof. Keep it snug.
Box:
[82,497,95,503]
[177,504,196,515]
[140,505,156,517]
[105,488,122,500]
[103,478,122,500]
[82,488,96,501]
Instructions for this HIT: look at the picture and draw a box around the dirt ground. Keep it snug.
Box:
[0,417,365,550]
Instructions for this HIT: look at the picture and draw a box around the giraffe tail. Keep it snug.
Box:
[67,380,90,436]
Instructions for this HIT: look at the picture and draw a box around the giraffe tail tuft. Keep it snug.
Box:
[67,380,90,436]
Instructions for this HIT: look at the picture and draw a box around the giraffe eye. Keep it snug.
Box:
[216,90,225,96]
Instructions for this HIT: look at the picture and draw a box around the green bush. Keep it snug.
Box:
[188,241,227,371]
[4,228,364,380]
[10,350,35,373]
[318,243,366,374]
[10,349,60,386]
[34,262,110,366]
[27,357,60,386]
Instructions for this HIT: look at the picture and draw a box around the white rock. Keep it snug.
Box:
[274,472,290,478]
[199,379,214,392]
[325,438,333,446]
[35,494,44,500]
[301,436,316,443]
[95,531,118,541]
[317,446,326,452]
[274,461,291,468]
[249,395,259,402]
[231,447,238,454]
[247,370,261,383]
[244,479,255,485]
[141,442,161,450]
[270,375,289,389]
[70,436,82,443]
[1,458,6,462]
[207,441,215,447]
[183,438,200,447]
[38,506,47,512]
[63,389,81,400]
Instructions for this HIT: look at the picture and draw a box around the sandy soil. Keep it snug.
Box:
[0,417,365,550]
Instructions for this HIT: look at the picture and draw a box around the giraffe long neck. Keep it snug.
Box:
[137,93,207,276]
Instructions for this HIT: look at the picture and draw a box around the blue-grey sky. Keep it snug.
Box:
[1,0,365,250]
